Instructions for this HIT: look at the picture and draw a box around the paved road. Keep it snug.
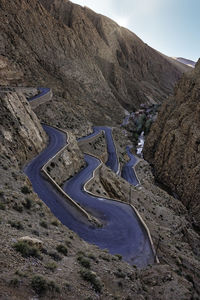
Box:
[24,125,92,229]
[24,125,154,266]
[28,88,50,102]
[24,90,155,267]
[121,146,140,186]
[63,154,154,267]
[79,126,119,174]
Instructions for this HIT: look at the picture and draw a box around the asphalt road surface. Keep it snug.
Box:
[121,146,140,186]
[28,88,50,102]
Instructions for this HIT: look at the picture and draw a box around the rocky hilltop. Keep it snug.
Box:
[0,0,190,128]
[144,59,200,230]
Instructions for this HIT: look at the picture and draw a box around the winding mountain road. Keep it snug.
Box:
[121,146,140,186]
[78,126,119,174]
[25,89,156,267]
[28,88,50,101]
[63,153,154,266]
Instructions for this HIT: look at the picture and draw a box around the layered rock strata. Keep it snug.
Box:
[144,59,200,229]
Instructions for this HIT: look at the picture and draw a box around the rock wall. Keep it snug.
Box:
[78,131,107,162]
[45,131,85,186]
[0,92,47,167]
[143,59,200,229]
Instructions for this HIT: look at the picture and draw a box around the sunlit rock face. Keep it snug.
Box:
[0,92,47,167]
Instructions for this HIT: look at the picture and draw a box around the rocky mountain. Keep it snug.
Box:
[144,59,200,230]
[0,91,47,167]
[1,0,200,299]
[0,0,190,129]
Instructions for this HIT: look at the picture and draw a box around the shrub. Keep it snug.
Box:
[185,274,194,283]
[99,254,110,262]
[45,262,57,272]
[21,186,31,194]
[80,269,103,293]
[15,270,27,277]
[9,220,24,230]
[31,275,60,295]
[13,203,23,213]
[77,255,91,269]
[48,280,60,293]
[115,254,122,260]
[9,278,20,287]
[31,275,48,295]
[23,198,33,209]
[38,201,43,207]
[77,250,85,256]
[48,251,62,261]
[32,230,40,236]
[118,281,123,288]
[40,221,48,229]
[13,241,40,258]
[65,281,71,290]
[41,247,48,255]
[51,219,59,226]
[0,202,5,210]
[56,244,68,256]
[65,239,72,247]
[87,253,97,262]
[114,269,126,279]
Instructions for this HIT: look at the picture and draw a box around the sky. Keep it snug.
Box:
[71,0,200,62]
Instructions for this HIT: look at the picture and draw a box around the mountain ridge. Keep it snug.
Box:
[144,58,200,230]
[0,0,191,132]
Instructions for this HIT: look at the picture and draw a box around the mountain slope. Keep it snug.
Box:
[0,0,190,129]
[144,59,200,229]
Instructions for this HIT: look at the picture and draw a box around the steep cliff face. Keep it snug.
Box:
[0,92,47,167]
[0,0,190,128]
[144,59,200,229]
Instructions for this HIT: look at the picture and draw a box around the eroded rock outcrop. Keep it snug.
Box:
[0,92,47,166]
[45,131,85,185]
[143,59,200,229]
